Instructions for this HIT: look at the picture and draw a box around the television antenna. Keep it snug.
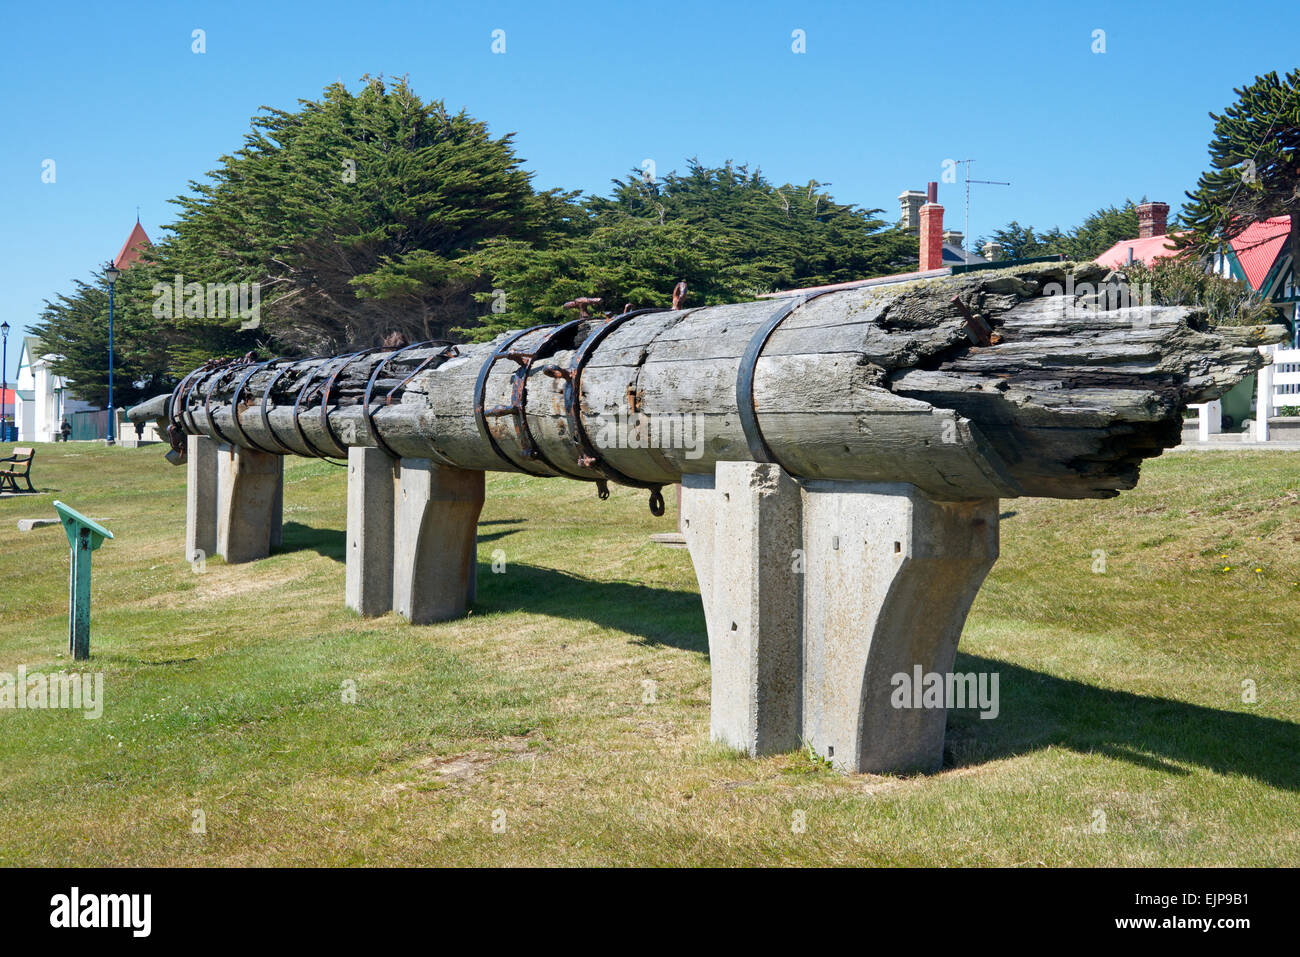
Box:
[958,160,1010,264]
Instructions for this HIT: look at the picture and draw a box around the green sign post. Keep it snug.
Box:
[52,501,113,660]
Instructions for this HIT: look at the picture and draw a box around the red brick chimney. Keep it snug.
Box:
[919,181,944,271]
[1137,201,1169,239]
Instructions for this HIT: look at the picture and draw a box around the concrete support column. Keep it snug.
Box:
[683,463,802,756]
[216,446,284,564]
[270,456,284,549]
[800,482,998,773]
[393,459,484,624]
[680,472,718,624]
[682,464,999,775]
[185,434,218,563]
[346,446,397,616]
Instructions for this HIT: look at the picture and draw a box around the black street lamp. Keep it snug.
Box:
[105,263,120,445]
[1,320,9,442]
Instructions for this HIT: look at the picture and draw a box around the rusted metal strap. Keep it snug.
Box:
[383,344,458,402]
[735,290,835,469]
[166,363,211,454]
[362,340,458,463]
[502,319,590,478]
[473,325,556,477]
[316,347,389,458]
[203,363,252,449]
[230,358,292,455]
[558,307,674,514]
[289,356,350,461]
[170,356,234,440]
[951,296,994,346]
[261,357,320,457]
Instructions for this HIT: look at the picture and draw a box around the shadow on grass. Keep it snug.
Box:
[267,524,1297,789]
[473,560,706,654]
[277,518,549,561]
[947,653,1300,791]
[477,521,528,545]
[278,521,344,562]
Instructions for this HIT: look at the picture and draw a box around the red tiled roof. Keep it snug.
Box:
[1094,232,1183,269]
[1229,215,1290,291]
[113,220,152,269]
[0,388,15,408]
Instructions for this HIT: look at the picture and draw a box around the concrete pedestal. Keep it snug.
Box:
[216,446,284,564]
[270,459,283,549]
[682,463,999,774]
[185,435,219,563]
[393,459,484,624]
[346,446,397,616]
[681,464,802,756]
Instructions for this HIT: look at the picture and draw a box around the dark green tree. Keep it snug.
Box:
[1178,69,1300,267]
[976,201,1144,262]
[29,265,176,409]
[977,221,1060,260]
[150,75,566,355]
[465,219,739,340]
[1067,201,1142,260]
[469,160,916,336]
[591,161,916,291]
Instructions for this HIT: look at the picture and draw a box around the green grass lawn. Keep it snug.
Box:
[0,442,1297,866]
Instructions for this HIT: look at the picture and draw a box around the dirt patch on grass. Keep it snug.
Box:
[135,562,315,608]
[396,736,540,792]
[413,752,497,782]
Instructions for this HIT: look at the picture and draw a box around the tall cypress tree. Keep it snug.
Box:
[151,75,564,354]
[470,160,916,337]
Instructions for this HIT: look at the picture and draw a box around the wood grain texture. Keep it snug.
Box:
[130,263,1278,501]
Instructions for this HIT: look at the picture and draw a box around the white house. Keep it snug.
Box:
[13,335,98,442]
[11,220,156,443]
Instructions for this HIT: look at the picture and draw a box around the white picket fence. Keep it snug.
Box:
[1190,346,1300,442]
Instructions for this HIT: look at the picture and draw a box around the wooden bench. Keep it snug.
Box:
[0,447,36,493]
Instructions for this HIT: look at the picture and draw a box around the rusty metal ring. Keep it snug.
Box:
[560,307,681,493]
[382,343,459,403]
[317,348,386,458]
[507,318,589,479]
[473,325,556,477]
[202,365,246,447]
[167,367,201,436]
[230,358,289,455]
[736,290,836,469]
[260,357,319,456]
[289,358,344,459]
[362,340,457,462]
[171,363,213,437]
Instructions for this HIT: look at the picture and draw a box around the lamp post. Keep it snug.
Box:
[1,320,9,442]
[104,263,120,445]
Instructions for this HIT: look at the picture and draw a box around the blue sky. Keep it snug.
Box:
[1,0,1295,382]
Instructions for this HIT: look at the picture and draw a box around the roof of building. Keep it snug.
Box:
[18,335,43,367]
[1229,215,1291,290]
[0,387,14,407]
[113,220,152,269]
[1094,232,1183,269]
[942,243,986,266]
[1093,215,1293,288]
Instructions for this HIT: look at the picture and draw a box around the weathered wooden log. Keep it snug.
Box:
[130,263,1279,502]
